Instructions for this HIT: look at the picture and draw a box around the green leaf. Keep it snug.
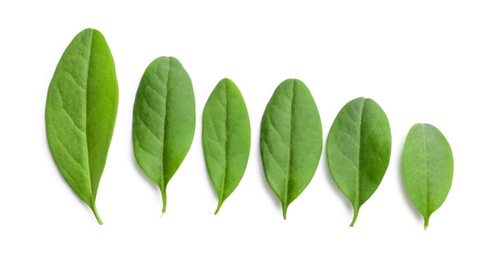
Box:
[132,56,195,215]
[402,123,453,229]
[326,97,391,227]
[260,79,322,219]
[45,28,119,225]
[202,78,251,214]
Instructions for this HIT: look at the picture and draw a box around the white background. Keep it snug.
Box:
[0,0,497,259]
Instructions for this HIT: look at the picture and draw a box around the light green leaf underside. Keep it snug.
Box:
[202,78,251,214]
[403,123,453,229]
[46,28,119,225]
[260,79,322,219]
[326,97,391,226]
[132,56,195,214]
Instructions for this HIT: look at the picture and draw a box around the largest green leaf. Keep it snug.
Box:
[46,28,119,224]
[132,56,195,215]
[326,97,391,227]
[260,79,322,219]
[403,123,453,229]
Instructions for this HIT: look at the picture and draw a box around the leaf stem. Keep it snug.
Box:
[160,188,167,217]
[350,206,359,227]
[282,203,288,220]
[214,200,223,215]
[91,205,103,225]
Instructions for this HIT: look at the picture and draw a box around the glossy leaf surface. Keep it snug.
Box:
[326,97,391,226]
[260,79,322,219]
[202,78,251,214]
[46,28,119,224]
[403,123,453,229]
[132,56,195,215]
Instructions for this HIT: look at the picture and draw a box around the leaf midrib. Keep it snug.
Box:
[85,30,95,205]
[161,58,171,189]
[220,81,229,201]
[355,98,366,209]
[283,81,296,208]
[422,124,430,216]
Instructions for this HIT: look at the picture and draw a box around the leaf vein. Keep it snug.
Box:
[54,138,88,173]
[136,113,162,142]
[141,91,164,119]
[147,79,166,100]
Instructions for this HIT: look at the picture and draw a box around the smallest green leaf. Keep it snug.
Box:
[402,123,454,229]
[202,78,251,214]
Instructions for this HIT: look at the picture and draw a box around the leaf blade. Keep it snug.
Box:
[202,78,251,214]
[402,123,453,229]
[46,28,119,224]
[326,97,391,226]
[260,79,322,219]
[132,56,196,214]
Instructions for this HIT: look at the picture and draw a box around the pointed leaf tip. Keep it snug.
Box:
[282,203,289,220]
[91,206,104,225]
[161,188,167,216]
[214,200,223,215]
[350,207,360,227]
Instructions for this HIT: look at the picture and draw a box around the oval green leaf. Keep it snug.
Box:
[202,78,251,214]
[326,97,391,227]
[402,123,453,229]
[132,56,195,215]
[260,79,322,219]
[45,28,119,225]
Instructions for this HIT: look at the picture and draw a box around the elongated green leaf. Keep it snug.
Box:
[403,123,453,229]
[202,78,251,214]
[326,97,391,226]
[132,56,195,215]
[46,28,119,224]
[260,79,322,219]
